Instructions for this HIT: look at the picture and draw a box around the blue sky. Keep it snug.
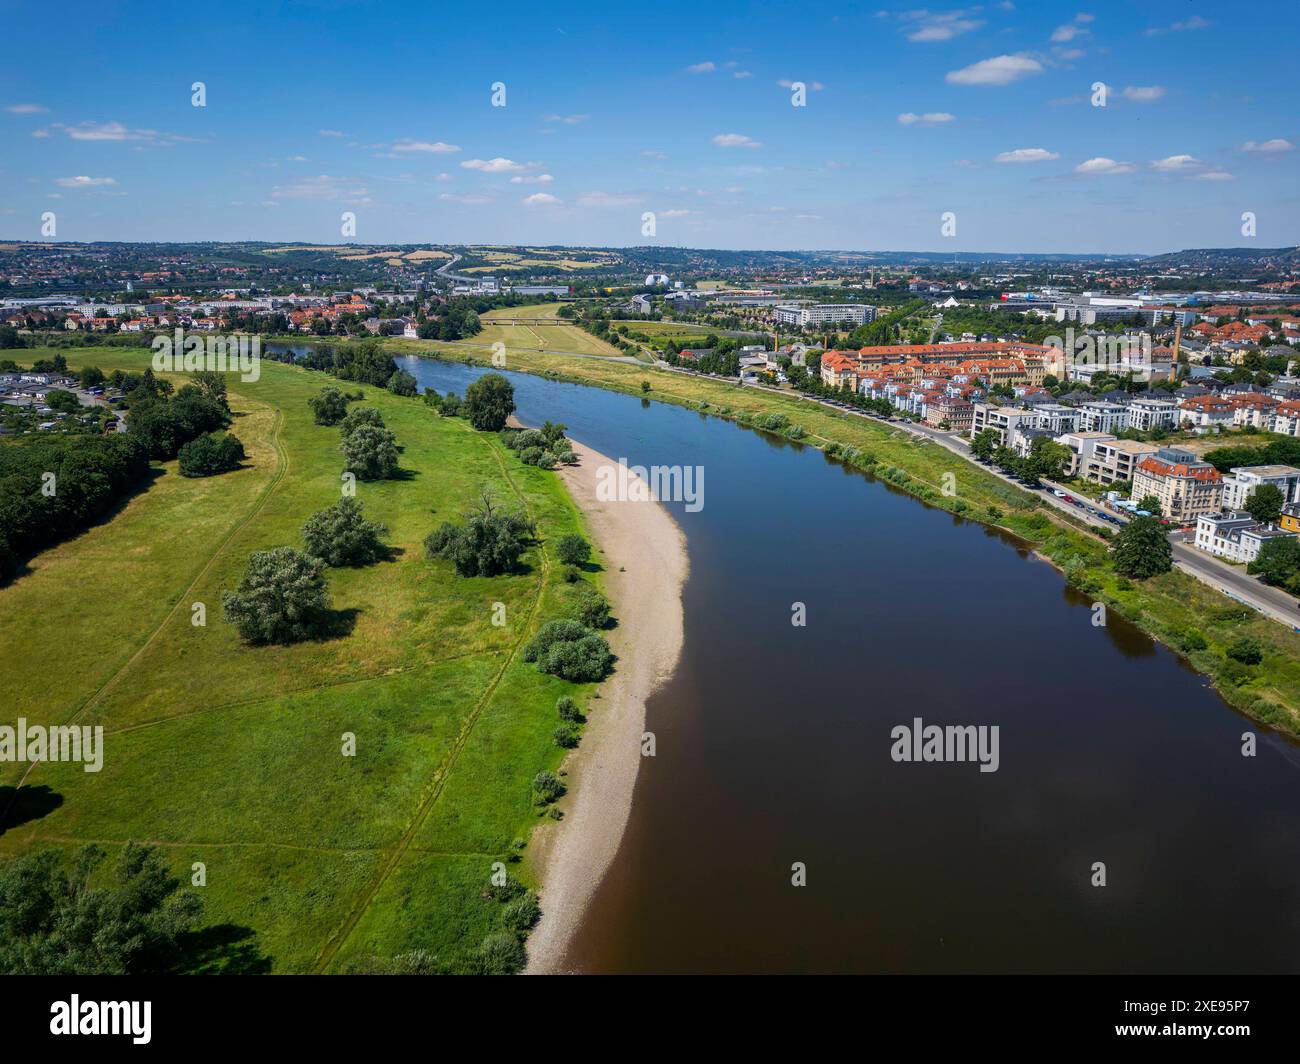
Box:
[2,0,1297,253]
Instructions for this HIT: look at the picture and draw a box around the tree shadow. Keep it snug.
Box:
[0,784,64,836]
[181,923,273,975]
[311,606,362,641]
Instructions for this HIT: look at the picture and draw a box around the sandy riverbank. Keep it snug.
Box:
[524,438,688,974]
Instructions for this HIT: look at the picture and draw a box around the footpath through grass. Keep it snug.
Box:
[410,340,1300,736]
[0,346,600,972]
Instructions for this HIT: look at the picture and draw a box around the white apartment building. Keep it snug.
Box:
[1195,512,1294,563]
[773,303,876,327]
[1058,431,1116,477]
[969,404,1038,445]
[1076,402,1130,434]
[1085,439,1160,486]
[1127,397,1179,433]
[1222,465,1300,509]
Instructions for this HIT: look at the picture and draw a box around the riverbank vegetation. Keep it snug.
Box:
[0,344,608,974]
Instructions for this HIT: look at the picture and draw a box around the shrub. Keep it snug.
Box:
[222,547,330,645]
[475,932,526,976]
[555,533,591,567]
[340,423,399,480]
[1226,637,1263,665]
[532,770,565,803]
[177,432,245,477]
[424,496,535,577]
[439,392,462,417]
[556,696,580,721]
[340,405,385,435]
[1179,629,1208,653]
[569,586,612,629]
[523,620,613,682]
[387,369,418,397]
[502,892,541,934]
[308,386,349,425]
[301,497,388,567]
[561,564,581,583]
[554,722,580,748]
[518,446,545,466]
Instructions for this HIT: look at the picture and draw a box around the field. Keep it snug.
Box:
[0,346,599,972]
[460,304,625,358]
[410,342,1300,736]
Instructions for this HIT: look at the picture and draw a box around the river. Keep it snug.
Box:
[401,356,1300,974]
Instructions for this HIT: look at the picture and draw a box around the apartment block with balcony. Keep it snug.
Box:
[1131,448,1224,522]
[1084,439,1160,486]
[1221,465,1300,509]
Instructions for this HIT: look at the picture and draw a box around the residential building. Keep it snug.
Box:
[1058,430,1117,478]
[1279,502,1300,535]
[924,395,974,432]
[1221,465,1300,509]
[969,404,1038,445]
[774,303,876,327]
[1195,512,1295,564]
[1084,439,1159,487]
[1127,396,1179,433]
[1131,448,1224,522]
[1076,402,1130,434]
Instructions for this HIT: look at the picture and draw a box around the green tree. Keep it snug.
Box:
[1136,494,1163,515]
[0,843,201,975]
[463,372,516,432]
[222,546,330,644]
[301,497,388,567]
[387,369,418,397]
[339,423,399,480]
[555,533,590,567]
[1247,535,1300,586]
[1244,483,1285,525]
[44,389,80,413]
[1111,515,1173,578]
[178,432,245,477]
[189,370,229,411]
[522,619,614,681]
[970,428,1000,461]
[424,495,535,576]
[1028,436,1072,481]
[308,386,349,426]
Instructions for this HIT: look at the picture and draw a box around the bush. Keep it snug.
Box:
[177,432,245,478]
[1226,637,1263,665]
[554,722,580,748]
[556,696,580,721]
[464,372,516,432]
[387,369,418,397]
[308,386,349,425]
[561,563,581,583]
[523,620,614,682]
[569,586,612,629]
[555,534,590,567]
[502,892,541,934]
[301,497,388,567]
[532,770,565,803]
[222,546,330,644]
[339,423,399,481]
[424,496,535,577]
[1179,628,1208,653]
[340,405,385,435]
[439,392,462,417]
[475,932,526,976]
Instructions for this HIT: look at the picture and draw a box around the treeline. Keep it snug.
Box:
[1204,436,1300,473]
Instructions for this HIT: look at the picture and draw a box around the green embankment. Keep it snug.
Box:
[0,347,600,973]
[405,338,1300,736]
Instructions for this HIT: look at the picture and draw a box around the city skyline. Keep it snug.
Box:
[2,0,1297,253]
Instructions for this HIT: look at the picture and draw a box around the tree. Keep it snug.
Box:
[387,369,418,397]
[1111,515,1173,578]
[464,372,516,432]
[0,843,202,975]
[301,497,387,567]
[178,432,245,477]
[1028,437,1072,481]
[78,366,105,388]
[222,546,330,644]
[424,495,535,576]
[308,386,349,426]
[44,389,80,413]
[339,423,399,480]
[970,428,1000,461]
[189,370,229,411]
[1244,483,1285,525]
[1226,636,1263,665]
[522,619,614,681]
[340,405,385,435]
[568,586,611,628]
[1248,536,1300,587]
[555,533,590,567]
[1136,494,1163,516]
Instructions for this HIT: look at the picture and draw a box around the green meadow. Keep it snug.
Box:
[0,346,598,973]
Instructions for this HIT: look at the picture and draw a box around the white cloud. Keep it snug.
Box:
[6,103,47,114]
[641,150,667,160]
[41,120,196,145]
[1075,157,1136,175]
[946,54,1043,86]
[686,61,716,74]
[994,147,1059,163]
[733,70,753,79]
[270,174,371,202]
[577,191,641,207]
[900,10,984,42]
[1240,138,1294,154]
[1050,24,1085,42]
[543,113,590,124]
[1151,154,1199,172]
[661,209,692,218]
[1121,85,1165,102]
[712,133,762,149]
[1192,171,1235,182]
[1053,48,1086,61]
[509,173,554,184]
[318,129,348,137]
[522,192,561,205]
[439,192,491,205]
[777,79,825,91]
[55,175,116,188]
[1144,15,1210,36]
[898,111,957,127]
[390,138,461,153]
[461,157,541,173]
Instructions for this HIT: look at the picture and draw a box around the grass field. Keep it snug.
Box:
[464,304,624,358]
[0,346,601,973]
[410,342,1300,736]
